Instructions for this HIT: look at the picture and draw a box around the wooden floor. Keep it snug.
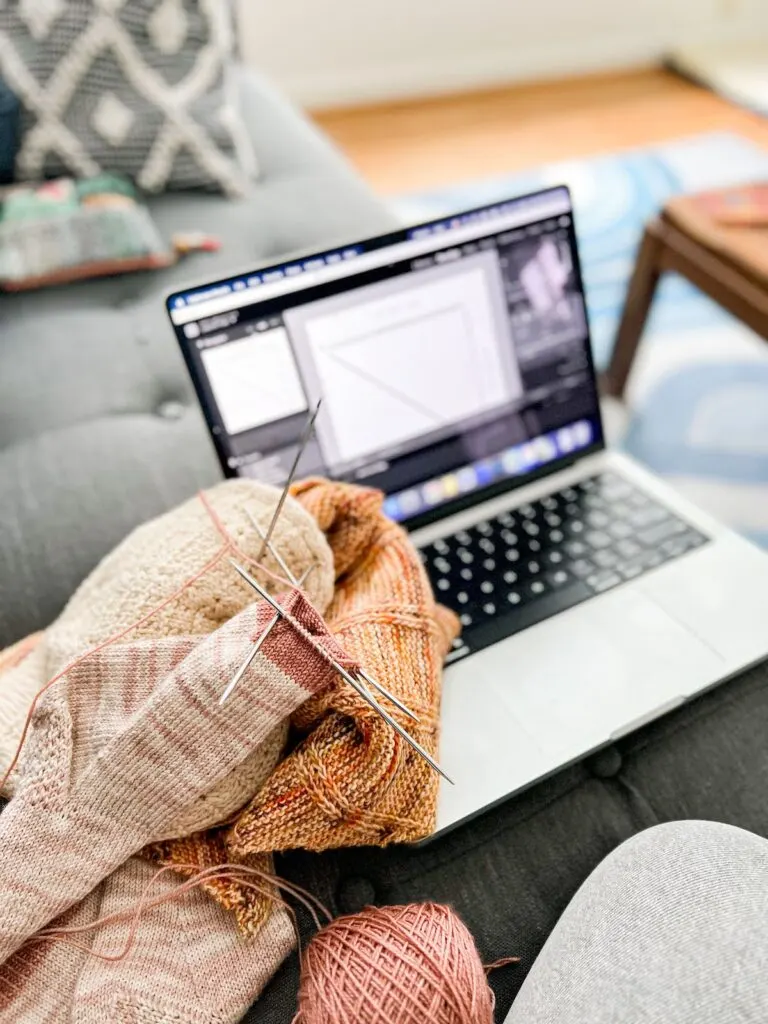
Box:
[313,67,768,196]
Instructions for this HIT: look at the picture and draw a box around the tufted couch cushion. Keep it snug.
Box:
[0,66,395,646]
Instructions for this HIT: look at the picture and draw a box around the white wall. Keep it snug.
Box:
[237,0,766,109]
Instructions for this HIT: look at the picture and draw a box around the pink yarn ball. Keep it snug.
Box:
[295,903,495,1024]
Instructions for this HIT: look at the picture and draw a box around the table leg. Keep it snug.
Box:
[602,221,666,400]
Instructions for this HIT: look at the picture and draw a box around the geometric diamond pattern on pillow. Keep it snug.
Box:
[0,0,257,197]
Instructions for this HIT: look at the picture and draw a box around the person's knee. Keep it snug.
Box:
[600,820,768,888]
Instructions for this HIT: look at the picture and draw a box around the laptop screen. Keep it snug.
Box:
[167,185,604,528]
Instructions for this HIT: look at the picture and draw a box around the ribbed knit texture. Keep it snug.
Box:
[0,479,338,1021]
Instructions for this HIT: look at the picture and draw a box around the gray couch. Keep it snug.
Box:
[0,68,395,646]
[3,67,768,1024]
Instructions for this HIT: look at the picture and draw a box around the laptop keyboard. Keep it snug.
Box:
[420,472,709,662]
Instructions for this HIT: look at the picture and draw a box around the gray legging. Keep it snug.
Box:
[505,821,768,1023]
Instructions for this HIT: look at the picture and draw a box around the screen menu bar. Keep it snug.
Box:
[169,189,571,326]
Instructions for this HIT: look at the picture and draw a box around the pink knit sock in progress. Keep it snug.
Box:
[0,590,351,965]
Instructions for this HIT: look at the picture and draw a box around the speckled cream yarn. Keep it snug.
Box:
[228,479,459,858]
[0,478,335,838]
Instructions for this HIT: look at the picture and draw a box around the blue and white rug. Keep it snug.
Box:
[391,132,768,548]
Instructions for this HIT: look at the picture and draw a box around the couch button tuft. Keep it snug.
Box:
[156,400,186,421]
[587,746,622,779]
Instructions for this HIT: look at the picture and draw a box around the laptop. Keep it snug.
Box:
[166,186,768,839]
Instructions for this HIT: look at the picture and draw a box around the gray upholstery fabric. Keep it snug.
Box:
[0,65,396,645]
[505,820,768,1023]
[253,654,768,1022]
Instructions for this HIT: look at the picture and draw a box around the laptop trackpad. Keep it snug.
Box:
[488,588,723,759]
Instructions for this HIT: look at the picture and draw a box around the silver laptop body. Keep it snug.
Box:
[167,186,768,839]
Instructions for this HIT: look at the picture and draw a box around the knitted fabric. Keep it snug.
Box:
[149,479,459,934]
[0,479,341,1019]
[233,479,460,850]
[0,479,335,829]
[0,855,294,1022]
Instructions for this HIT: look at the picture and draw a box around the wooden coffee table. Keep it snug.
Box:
[602,188,768,399]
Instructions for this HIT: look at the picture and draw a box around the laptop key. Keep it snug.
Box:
[638,519,686,548]
[585,531,612,549]
[548,569,571,587]
[618,562,643,580]
[660,533,703,559]
[586,511,610,529]
[640,549,665,570]
[587,571,622,593]
[609,520,633,541]
[570,558,594,578]
[565,540,587,558]
[616,538,642,559]
[593,549,619,569]
[629,505,668,529]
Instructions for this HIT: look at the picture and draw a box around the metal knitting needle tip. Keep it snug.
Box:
[230,560,453,783]
[219,616,277,705]
[231,560,290,615]
[343,671,453,785]
[257,399,322,562]
[221,564,314,705]
[246,508,297,586]
[357,669,420,723]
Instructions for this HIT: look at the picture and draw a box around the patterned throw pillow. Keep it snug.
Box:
[0,0,256,197]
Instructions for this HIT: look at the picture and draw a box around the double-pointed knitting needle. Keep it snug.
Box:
[256,400,322,563]
[220,562,314,706]
[230,560,452,783]
[355,670,420,724]
[221,403,322,705]
[246,509,299,586]
[249,510,419,723]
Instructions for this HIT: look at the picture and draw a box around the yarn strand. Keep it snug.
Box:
[27,862,333,965]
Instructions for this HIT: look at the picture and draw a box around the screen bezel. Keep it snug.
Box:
[167,184,606,531]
